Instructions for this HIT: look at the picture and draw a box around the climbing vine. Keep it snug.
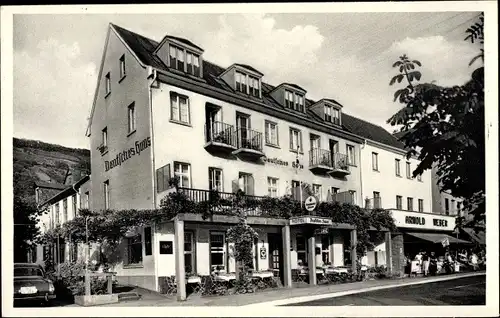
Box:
[38,188,396,263]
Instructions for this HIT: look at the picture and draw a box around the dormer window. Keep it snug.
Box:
[235,71,247,93]
[249,76,260,97]
[186,52,200,76]
[285,90,305,112]
[168,44,201,77]
[324,104,341,125]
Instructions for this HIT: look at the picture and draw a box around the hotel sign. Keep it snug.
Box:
[104,137,151,172]
[263,157,304,169]
[390,209,455,231]
[290,216,333,226]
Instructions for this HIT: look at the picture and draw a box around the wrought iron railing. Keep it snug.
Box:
[309,148,333,167]
[332,153,349,171]
[204,121,236,147]
[235,128,263,152]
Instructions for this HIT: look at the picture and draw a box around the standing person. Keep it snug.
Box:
[470,251,479,271]
[429,252,438,276]
[422,251,430,276]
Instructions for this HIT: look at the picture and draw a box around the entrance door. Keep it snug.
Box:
[236,114,250,147]
[205,104,222,142]
[329,140,339,166]
[268,233,284,283]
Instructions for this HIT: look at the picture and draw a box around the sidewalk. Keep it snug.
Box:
[86,271,485,307]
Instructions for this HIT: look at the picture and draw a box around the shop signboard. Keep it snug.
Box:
[389,209,456,231]
[290,216,333,226]
[304,196,317,212]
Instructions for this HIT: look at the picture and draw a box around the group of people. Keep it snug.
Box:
[405,248,485,277]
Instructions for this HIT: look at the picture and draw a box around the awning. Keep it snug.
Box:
[462,228,486,245]
[406,232,472,244]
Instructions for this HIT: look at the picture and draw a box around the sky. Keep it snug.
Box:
[12,10,482,149]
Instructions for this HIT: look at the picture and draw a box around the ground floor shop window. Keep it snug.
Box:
[210,232,226,272]
[127,234,143,265]
[184,231,195,274]
[296,235,307,266]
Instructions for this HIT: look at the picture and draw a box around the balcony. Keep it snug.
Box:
[329,190,355,205]
[232,128,265,159]
[178,187,265,217]
[330,153,350,176]
[309,148,334,173]
[204,121,237,152]
[365,197,382,209]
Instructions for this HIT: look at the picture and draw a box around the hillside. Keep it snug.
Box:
[13,138,91,203]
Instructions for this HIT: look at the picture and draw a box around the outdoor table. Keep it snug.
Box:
[251,271,274,279]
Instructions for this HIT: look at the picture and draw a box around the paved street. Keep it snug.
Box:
[285,275,485,306]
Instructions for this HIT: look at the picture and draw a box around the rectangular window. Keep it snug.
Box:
[239,172,254,196]
[267,177,279,198]
[298,95,304,112]
[331,187,339,194]
[457,202,462,216]
[346,144,356,165]
[289,128,302,152]
[210,232,226,272]
[418,199,424,212]
[249,76,260,97]
[174,162,191,188]
[324,105,332,122]
[170,92,190,124]
[102,127,108,147]
[70,242,78,263]
[406,162,412,179]
[186,52,200,76]
[265,121,278,146]
[310,134,321,151]
[407,197,414,211]
[169,45,177,69]
[127,234,143,265]
[209,167,223,192]
[105,72,111,96]
[235,71,247,93]
[396,195,403,210]
[55,204,60,225]
[332,108,340,125]
[296,235,307,265]
[128,102,136,134]
[177,46,185,71]
[395,159,401,176]
[85,191,90,209]
[372,152,379,171]
[445,198,450,215]
[185,231,195,274]
[104,180,110,210]
[144,227,152,256]
[63,199,68,223]
[72,194,77,218]
[451,199,455,215]
[285,90,294,109]
[156,164,171,193]
[119,54,126,79]
[313,184,322,201]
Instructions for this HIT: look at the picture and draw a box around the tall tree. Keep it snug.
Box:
[14,190,42,262]
[387,13,485,224]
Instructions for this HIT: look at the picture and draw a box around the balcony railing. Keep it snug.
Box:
[330,191,355,205]
[365,197,382,209]
[309,148,334,172]
[204,121,236,150]
[234,128,264,155]
[331,153,350,174]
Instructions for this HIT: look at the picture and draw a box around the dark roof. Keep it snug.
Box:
[341,114,405,150]
[112,24,404,150]
[164,35,204,52]
[34,181,66,190]
[281,83,307,93]
[233,63,263,76]
[39,175,90,207]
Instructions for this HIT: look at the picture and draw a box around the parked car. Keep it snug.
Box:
[14,263,56,306]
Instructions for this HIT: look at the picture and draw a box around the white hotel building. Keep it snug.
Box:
[79,23,459,298]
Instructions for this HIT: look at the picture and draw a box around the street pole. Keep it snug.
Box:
[85,216,90,296]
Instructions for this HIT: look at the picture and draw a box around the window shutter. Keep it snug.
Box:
[164,164,171,188]
[156,168,164,193]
